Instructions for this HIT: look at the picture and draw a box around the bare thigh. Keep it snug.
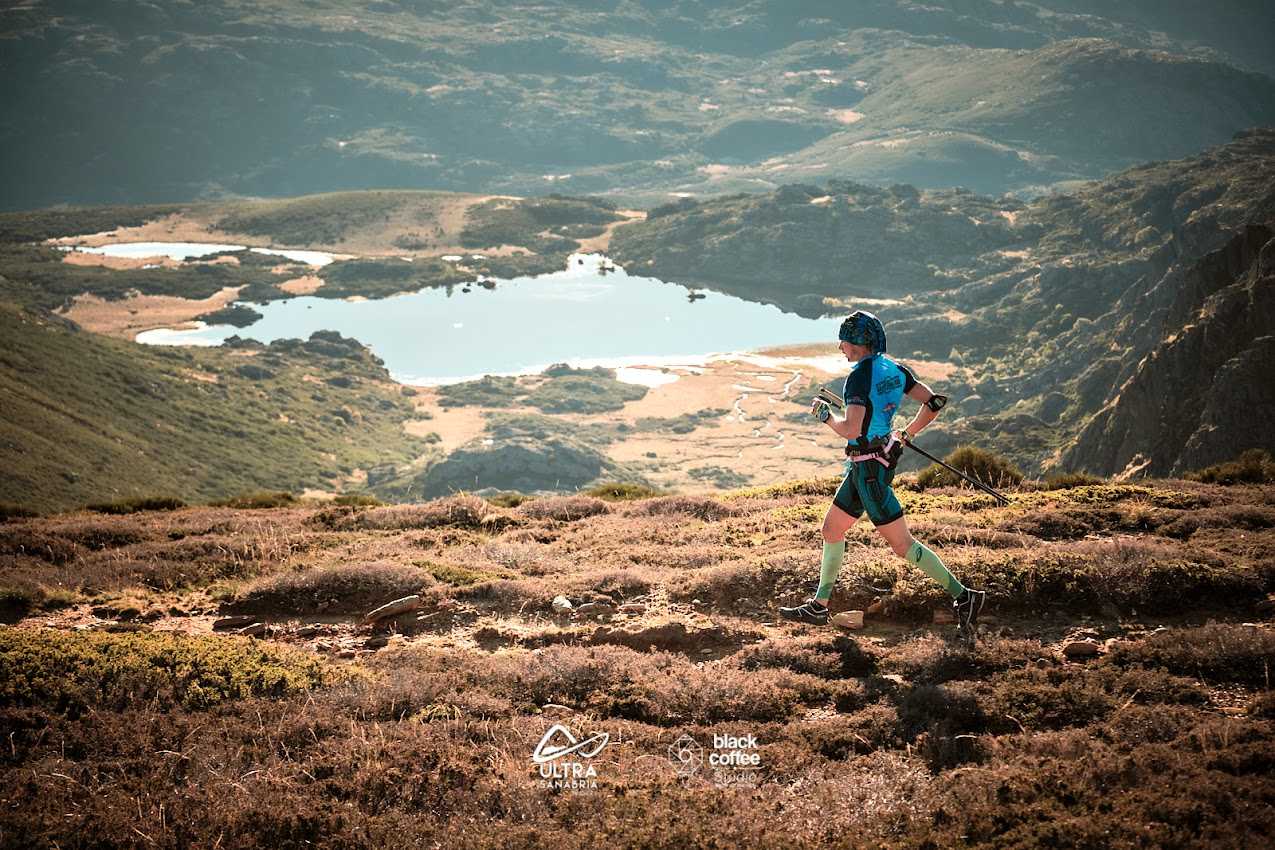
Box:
[822,503,858,542]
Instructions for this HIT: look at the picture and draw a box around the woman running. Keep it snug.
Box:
[779,310,986,643]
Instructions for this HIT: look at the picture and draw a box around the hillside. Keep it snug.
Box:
[4,2,1275,209]
[612,129,1275,477]
[1,478,1273,845]
[0,301,433,512]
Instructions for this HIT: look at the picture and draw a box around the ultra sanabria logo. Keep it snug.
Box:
[530,723,610,791]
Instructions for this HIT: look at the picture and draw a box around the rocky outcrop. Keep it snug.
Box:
[1062,225,1275,476]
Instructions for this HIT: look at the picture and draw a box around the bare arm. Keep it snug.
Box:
[902,381,940,438]
[825,403,865,439]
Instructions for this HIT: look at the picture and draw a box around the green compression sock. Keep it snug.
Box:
[815,540,847,601]
[906,540,966,599]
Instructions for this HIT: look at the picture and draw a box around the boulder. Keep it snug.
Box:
[831,610,865,630]
[362,595,423,625]
[551,595,574,613]
[1062,640,1102,659]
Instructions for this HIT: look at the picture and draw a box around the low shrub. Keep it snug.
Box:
[332,493,382,507]
[1043,471,1104,489]
[226,562,435,615]
[318,495,493,530]
[1108,624,1275,686]
[732,634,878,679]
[1186,449,1275,485]
[85,495,186,514]
[916,445,1023,490]
[0,502,38,522]
[518,495,610,522]
[212,491,296,509]
[0,628,327,715]
[626,495,738,522]
[583,482,663,501]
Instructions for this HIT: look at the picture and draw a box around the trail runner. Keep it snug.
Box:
[779,310,986,643]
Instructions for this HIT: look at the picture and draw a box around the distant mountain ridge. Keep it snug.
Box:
[3,1,1275,208]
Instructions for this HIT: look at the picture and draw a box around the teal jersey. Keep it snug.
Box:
[842,353,917,442]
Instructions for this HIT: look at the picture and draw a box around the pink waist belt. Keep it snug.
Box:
[849,434,900,465]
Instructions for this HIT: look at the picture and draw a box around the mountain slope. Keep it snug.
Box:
[3,1,1275,208]
[0,300,430,512]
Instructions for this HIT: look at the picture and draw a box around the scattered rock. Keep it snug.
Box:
[139,609,164,623]
[97,621,149,633]
[364,635,390,649]
[881,674,905,685]
[213,615,257,631]
[620,602,646,614]
[296,625,320,638]
[542,703,574,716]
[362,595,422,625]
[864,597,884,616]
[832,610,865,630]
[575,602,615,617]
[314,641,334,653]
[337,649,357,659]
[237,622,268,637]
[552,595,574,613]
[1062,640,1102,659]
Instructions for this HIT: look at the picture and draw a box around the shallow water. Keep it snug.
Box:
[137,253,844,384]
[66,242,337,266]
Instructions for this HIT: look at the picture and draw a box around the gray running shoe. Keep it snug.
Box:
[953,588,986,645]
[779,599,829,625]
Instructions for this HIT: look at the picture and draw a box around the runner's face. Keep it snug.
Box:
[839,340,868,361]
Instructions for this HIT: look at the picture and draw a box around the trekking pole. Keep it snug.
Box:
[901,437,1012,505]
[815,387,1010,504]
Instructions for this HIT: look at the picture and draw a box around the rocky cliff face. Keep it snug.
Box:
[1061,225,1275,476]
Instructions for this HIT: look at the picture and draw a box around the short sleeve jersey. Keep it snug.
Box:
[842,353,918,442]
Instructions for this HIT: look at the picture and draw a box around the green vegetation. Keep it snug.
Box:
[688,465,752,489]
[523,372,647,414]
[85,495,186,514]
[436,366,647,415]
[211,491,297,510]
[213,191,445,246]
[0,629,326,714]
[460,195,620,253]
[583,482,664,501]
[0,244,284,312]
[1187,449,1275,485]
[194,303,262,328]
[317,257,474,299]
[0,305,429,512]
[916,446,1024,491]
[636,407,730,433]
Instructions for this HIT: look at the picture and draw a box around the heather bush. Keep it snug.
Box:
[583,482,663,501]
[85,495,186,514]
[211,490,296,509]
[0,628,326,715]
[916,445,1023,490]
[316,494,494,530]
[227,562,435,615]
[731,634,878,679]
[1187,448,1275,484]
[625,495,738,522]
[518,495,610,522]
[1108,624,1275,686]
